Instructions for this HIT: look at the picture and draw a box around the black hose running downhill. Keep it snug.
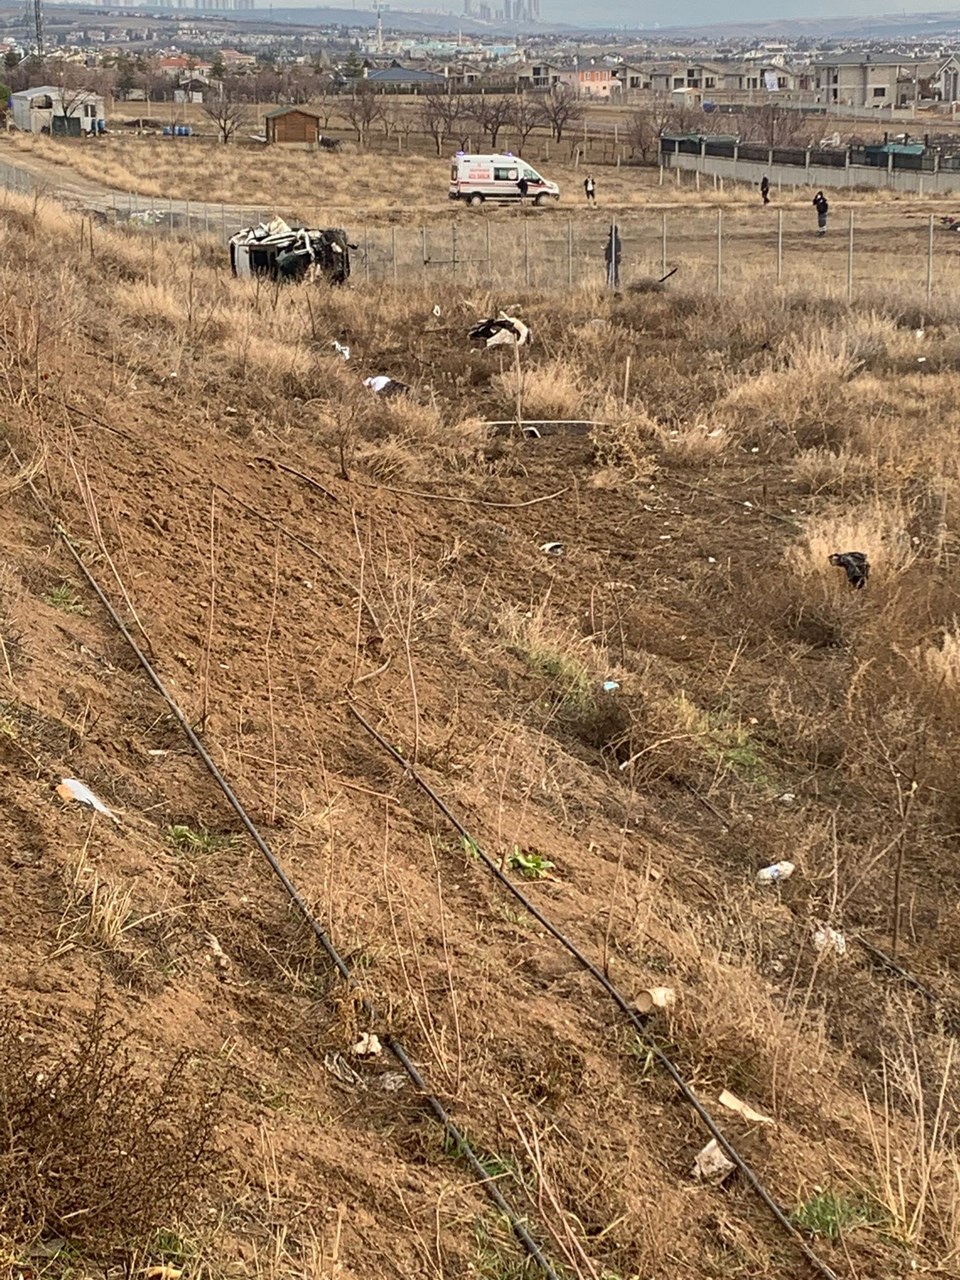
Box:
[10,453,561,1280]
[349,705,844,1280]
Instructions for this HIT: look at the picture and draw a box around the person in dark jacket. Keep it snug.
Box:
[760,175,770,205]
[584,174,596,202]
[517,176,529,199]
[813,190,829,235]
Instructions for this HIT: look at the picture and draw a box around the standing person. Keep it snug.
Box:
[760,175,770,205]
[584,173,596,203]
[517,175,529,199]
[813,190,829,236]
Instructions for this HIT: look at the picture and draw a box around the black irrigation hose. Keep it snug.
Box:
[350,704,844,1280]
[10,454,561,1280]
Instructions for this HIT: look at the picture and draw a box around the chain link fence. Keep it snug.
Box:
[2,155,956,301]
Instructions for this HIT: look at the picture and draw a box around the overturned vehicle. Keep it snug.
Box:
[229,217,355,285]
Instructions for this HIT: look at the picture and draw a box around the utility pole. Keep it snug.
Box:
[34,0,43,57]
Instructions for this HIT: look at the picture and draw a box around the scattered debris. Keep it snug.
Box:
[55,778,120,826]
[332,340,351,361]
[363,375,410,398]
[432,304,442,318]
[469,313,530,348]
[144,1267,183,1280]
[380,1071,408,1092]
[635,986,676,1015]
[813,925,847,956]
[691,1138,736,1183]
[602,680,620,692]
[828,551,869,590]
[351,1032,383,1058]
[205,932,232,974]
[539,541,564,556]
[718,1089,775,1126]
[229,218,356,285]
[778,792,796,804]
[323,1052,366,1089]
[756,861,795,884]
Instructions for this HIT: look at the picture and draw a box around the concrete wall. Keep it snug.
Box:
[662,148,960,195]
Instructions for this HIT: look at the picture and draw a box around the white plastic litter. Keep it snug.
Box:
[691,1138,735,1183]
[56,778,120,826]
[813,925,847,956]
[351,1032,383,1058]
[635,986,676,1014]
[432,304,442,317]
[756,861,795,884]
[364,375,392,393]
[332,340,351,361]
[602,680,620,692]
[718,1089,775,1126]
[540,542,564,556]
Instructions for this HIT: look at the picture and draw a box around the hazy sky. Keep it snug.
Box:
[545,0,960,25]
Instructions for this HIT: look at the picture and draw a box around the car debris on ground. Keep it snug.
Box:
[756,860,795,884]
[828,551,869,589]
[55,777,120,826]
[229,217,356,285]
[691,1138,736,1183]
[363,375,410,397]
[469,313,530,348]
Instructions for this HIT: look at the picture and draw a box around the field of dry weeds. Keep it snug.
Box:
[2,181,960,1280]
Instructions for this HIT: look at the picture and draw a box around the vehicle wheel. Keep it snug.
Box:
[534,193,547,206]
[469,193,484,207]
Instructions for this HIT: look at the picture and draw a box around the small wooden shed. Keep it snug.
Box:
[264,105,324,149]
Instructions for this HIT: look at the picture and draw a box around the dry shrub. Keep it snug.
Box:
[719,325,863,449]
[494,358,584,421]
[590,400,658,479]
[657,422,729,466]
[789,499,917,582]
[792,446,875,496]
[911,618,960,713]
[0,994,222,1250]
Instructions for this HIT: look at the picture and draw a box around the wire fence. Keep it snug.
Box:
[2,154,957,302]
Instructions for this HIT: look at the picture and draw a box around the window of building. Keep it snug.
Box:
[873,86,886,97]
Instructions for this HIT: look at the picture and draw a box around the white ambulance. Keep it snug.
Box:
[449,152,560,206]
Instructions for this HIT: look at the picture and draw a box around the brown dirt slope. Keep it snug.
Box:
[1,190,959,1280]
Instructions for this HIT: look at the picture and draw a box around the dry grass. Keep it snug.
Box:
[5,177,960,1280]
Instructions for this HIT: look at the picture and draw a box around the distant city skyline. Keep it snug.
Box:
[545,0,960,26]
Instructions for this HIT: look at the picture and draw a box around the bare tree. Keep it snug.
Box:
[626,93,685,163]
[539,83,585,144]
[202,93,250,144]
[419,87,464,156]
[510,92,545,153]
[470,92,516,150]
[738,103,810,148]
[308,73,337,129]
[341,85,382,148]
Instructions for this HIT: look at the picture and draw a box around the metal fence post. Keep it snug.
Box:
[451,223,457,277]
[847,209,854,302]
[716,208,723,296]
[169,196,173,234]
[927,212,934,303]
[777,208,783,282]
[421,226,427,275]
[221,203,226,239]
[661,210,667,279]
[392,225,398,285]
[523,218,530,287]
[567,216,573,287]
[364,229,369,282]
